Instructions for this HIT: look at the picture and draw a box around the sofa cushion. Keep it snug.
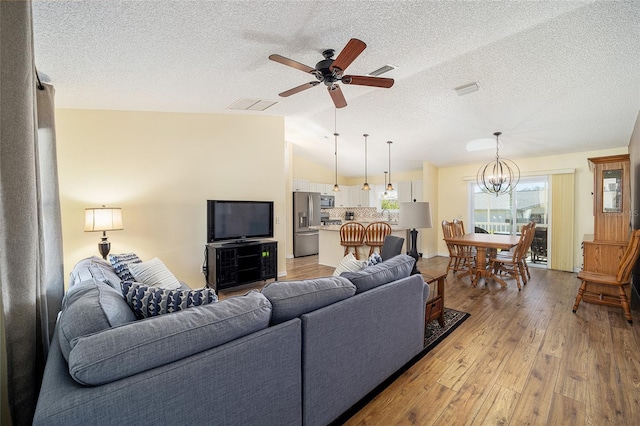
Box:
[121,281,218,319]
[262,276,356,325]
[108,252,142,281]
[68,256,122,289]
[129,257,181,290]
[332,252,367,276]
[340,254,416,294]
[58,279,137,362]
[68,290,272,386]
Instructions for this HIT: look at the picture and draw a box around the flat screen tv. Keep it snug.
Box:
[207,200,274,243]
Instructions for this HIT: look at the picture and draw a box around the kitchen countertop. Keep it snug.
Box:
[317,223,408,267]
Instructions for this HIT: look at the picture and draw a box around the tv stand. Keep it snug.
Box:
[206,240,277,293]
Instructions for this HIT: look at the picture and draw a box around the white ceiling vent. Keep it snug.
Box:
[368,64,397,77]
[454,82,480,96]
[227,98,278,111]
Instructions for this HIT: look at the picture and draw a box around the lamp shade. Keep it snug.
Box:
[84,207,124,232]
[399,202,432,229]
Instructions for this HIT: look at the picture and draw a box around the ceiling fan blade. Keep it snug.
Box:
[278,81,320,97]
[269,54,316,74]
[342,75,394,88]
[328,85,347,109]
[330,38,366,72]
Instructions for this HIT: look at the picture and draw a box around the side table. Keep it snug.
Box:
[421,269,446,327]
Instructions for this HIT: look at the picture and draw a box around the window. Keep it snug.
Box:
[378,189,398,212]
[471,177,549,236]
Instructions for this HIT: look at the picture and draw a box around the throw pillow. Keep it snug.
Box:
[332,252,367,276]
[261,276,356,325]
[129,257,181,290]
[121,281,218,319]
[109,252,142,281]
[367,252,383,266]
[68,256,122,289]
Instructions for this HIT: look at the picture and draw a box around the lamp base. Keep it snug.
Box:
[408,228,420,275]
[98,235,111,260]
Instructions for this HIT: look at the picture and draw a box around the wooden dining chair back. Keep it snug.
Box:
[573,228,640,324]
[339,222,366,259]
[442,220,474,278]
[364,222,392,256]
[490,222,535,290]
[452,219,466,236]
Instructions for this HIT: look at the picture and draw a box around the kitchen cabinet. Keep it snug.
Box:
[397,181,423,203]
[293,179,310,192]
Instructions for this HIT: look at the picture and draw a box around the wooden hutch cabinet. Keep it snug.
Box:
[583,154,631,296]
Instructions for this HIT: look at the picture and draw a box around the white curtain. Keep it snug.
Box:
[0,1,64,425]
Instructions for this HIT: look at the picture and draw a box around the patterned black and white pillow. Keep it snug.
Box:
[108,253,142,282]
[367,252,383,266]
[121,281,218,319]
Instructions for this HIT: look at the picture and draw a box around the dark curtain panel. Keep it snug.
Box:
[0,1,63,424]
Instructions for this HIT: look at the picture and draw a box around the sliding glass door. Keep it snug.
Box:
[471,176,549,264]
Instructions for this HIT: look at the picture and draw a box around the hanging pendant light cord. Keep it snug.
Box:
[333,108,340,192]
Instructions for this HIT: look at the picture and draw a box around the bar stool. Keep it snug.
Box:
[364,222,392,257]
[339,222,366,259]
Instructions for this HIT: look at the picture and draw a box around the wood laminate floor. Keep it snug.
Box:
[219,255,640,425]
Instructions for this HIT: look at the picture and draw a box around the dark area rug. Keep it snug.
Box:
[424,307,471,351]
[332,308,470,425]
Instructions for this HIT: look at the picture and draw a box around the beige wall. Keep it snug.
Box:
[56,109,286,288]
[435,147,628,271]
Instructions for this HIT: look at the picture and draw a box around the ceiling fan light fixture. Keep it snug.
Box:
[368,64,397,77]
[454,82,480,96]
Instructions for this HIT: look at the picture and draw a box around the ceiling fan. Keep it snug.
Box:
[269,38,394,108]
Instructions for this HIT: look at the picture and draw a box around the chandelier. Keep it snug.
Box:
[476,131,520,196]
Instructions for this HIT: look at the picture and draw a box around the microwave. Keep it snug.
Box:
[320,195,335,208]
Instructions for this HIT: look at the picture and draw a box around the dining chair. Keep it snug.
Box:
[442,220,474,278]
[490,222,535,290]
[364,222,392,257]
[339,222,366,259]
[452,218,466,236]
[573,228,640,324]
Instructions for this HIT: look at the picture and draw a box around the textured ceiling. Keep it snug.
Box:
[32,1,640,177]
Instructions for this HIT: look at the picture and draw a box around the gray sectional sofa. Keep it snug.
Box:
[34,254,429,426]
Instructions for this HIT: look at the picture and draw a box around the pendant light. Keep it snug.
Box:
[362,134,370,191]
[476,131,520,197]
[386,141,394,191]
[383,171,388,197]
[332,108,340,192]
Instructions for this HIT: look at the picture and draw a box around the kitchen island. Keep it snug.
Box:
[316,222,408,268]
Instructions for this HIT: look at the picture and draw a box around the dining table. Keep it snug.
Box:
[444,233,520,287]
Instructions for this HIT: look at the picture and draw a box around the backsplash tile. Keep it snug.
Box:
[321,207,399,222]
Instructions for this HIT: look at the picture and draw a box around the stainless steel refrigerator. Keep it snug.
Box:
[293,192,321,257]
